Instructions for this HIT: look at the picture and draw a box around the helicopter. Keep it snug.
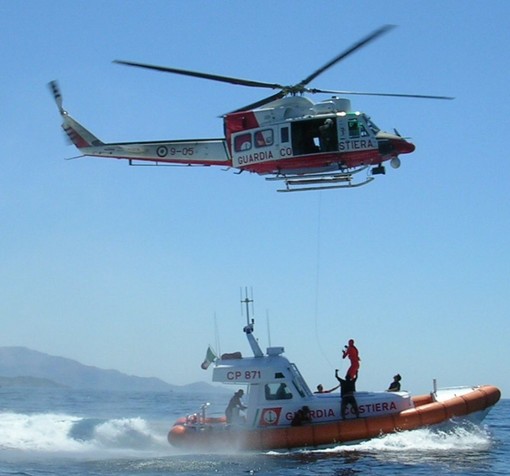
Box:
[50,25,452,192]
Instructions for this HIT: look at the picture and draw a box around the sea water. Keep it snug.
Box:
[0,386,507,475]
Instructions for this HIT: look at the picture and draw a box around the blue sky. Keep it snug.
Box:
[1,1,508,396]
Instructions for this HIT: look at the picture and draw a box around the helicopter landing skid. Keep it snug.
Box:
[267,167,374,192]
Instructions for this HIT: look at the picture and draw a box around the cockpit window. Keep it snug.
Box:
[359,123,370,137]
[265,383,293,400]
[234,133,252,152]
[254,129,273,148]
[364,115,380,134]
[348,119,360,138]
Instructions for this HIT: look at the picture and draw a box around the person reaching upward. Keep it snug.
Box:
[342,339,360,380]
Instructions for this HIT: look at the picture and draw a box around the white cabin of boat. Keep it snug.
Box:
[212,324,414,428]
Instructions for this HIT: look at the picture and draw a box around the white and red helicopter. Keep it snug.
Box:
[50,25,451,192]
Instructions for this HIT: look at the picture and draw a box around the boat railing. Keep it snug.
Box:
[184,402,227,428]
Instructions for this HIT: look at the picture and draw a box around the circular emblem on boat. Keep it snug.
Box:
[260,407,281,426]
[156,146,168,157]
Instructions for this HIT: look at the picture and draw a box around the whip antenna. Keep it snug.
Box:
[214,312,221,357]
[240,286,254,329]
[266,310,272,348]
[240,287,263,357]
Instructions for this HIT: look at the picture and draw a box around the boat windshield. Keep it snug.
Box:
[289,363,312,397]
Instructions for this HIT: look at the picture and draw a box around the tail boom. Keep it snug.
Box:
[78,138,231,166]
[50,81,231,166]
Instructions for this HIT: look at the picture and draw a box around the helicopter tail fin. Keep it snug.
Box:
[60,112,105,149]
[48,80,104,149]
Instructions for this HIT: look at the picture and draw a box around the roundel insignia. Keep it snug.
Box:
[260,407,281,426]
[156,146,168,157]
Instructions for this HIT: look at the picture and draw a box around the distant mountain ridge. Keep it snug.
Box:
[0,346,217,392]
[0,375,67,388]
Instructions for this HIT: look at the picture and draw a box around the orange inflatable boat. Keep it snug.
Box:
[168,385,500,450]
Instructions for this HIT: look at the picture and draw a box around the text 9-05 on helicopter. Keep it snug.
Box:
[49,25,452,192]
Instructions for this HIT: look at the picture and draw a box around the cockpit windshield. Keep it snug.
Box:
[363,115,380,134]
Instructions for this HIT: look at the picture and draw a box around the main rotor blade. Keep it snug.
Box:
[298,25,396,88]
[114,60,284,90]
[308,88,454,100]
[228,91,287,114]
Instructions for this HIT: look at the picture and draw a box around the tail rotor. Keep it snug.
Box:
[48,80,65,115]
[47,80,104,149]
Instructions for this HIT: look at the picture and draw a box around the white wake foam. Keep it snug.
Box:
[265,422,493,458]
[92,416,168,449]
[0,412,168,455]
[316,423,492,454]
[0,412,86,452]
[349,425,492,452]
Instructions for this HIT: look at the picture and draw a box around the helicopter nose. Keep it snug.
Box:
[377,132,415,156]
[395,138,415,154]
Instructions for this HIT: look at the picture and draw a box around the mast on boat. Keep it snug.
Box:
[241,288,264,357]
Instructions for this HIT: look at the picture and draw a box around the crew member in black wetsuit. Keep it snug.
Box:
[387,374,402,392]
[225,389,247,424]
[335,369,359,419]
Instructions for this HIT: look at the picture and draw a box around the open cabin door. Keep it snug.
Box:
[290,118,339,156]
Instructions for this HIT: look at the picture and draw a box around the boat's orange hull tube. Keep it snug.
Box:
[168,385,500,451]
